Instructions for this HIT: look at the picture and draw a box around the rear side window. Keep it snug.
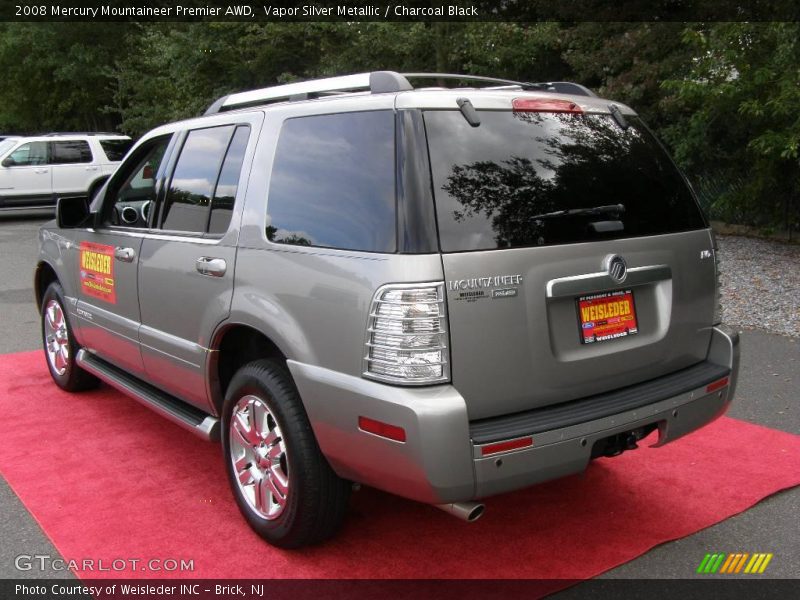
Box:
[99,138,134,161]
[424,110,706,252]
[50,140,93,164]
[266,111,396,252]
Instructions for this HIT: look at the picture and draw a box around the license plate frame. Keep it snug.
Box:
[576,289,639,345]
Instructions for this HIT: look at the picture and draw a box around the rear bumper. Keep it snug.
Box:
[289,325,739,505]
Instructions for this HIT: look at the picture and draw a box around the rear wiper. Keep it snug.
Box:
[531,204,625,221]
[456,97,480,127]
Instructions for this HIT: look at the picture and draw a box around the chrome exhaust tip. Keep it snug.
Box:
[435,501,485,522]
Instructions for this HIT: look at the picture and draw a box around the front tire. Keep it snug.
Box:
[221,360,351,548]
[41,282,98,392]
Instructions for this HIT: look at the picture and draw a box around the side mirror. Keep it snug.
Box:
[1,157,15,167]
[56,195,92,229]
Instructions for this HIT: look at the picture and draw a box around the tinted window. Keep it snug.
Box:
[99,138,134,161]
[267,111,396,252]
[162,126,234,233]
[209,126,249,235]
[7,142,47,166]
[424,111,706,252]
[51,140,93,164]
[107,137,171,228]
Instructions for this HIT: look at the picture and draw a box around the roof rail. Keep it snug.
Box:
[204,71,595,115]
[205,71,412,115]
[402,72,537,89]
[42,132,124,137]
[529,81,597,97]
[401,73,596,97]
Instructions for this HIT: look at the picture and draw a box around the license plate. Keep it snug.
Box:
[576,289,639,344]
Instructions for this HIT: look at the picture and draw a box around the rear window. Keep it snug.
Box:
[266,111,396,253]
[99,138,133,161]
[424,110,706,252]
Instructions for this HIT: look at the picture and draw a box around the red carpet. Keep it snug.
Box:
[1,349,798,580]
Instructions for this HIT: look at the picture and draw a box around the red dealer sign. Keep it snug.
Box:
[79,242,116,304]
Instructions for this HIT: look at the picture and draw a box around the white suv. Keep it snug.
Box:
[0,133,132,212]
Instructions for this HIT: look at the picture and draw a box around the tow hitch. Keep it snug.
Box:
[591,424,658,459]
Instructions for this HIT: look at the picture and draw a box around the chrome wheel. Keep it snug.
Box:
[229,394,289,520]
[44,299,70,376]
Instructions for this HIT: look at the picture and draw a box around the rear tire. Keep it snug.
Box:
[221,359,351,548]
[41,282,98,392]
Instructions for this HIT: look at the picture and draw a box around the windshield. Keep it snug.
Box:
[0,139,19,156]
[424,110,706,252]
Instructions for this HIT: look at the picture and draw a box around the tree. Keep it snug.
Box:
[0,23,130,133]
[661,23,800,229]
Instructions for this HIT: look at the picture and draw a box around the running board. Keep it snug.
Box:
[76,349,219,441]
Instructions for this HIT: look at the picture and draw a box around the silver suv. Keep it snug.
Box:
[1,133,132,212]
[35,72,739,548]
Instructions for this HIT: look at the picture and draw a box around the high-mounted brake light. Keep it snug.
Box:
[512,98,583,114]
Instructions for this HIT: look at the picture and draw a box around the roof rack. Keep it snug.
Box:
[204,71,596,115]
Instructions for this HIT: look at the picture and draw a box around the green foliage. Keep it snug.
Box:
[0,23,129,132]
[661,23,800,228]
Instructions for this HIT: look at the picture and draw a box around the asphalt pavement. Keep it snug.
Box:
[0,212,797,583]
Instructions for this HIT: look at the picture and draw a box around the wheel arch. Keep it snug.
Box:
[34,260,59,310]
[208,323,291,416]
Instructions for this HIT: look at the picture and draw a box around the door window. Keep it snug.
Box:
[161,125,250,235]
[105,136,171,228]
[50,140,93,164]
[6,142,48,166]
[208,126,250,235]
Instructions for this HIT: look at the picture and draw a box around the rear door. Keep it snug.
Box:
[50,139,97,196]
[423,104,715,420]
[137,121,257,412]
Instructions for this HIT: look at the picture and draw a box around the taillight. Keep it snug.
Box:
[512,98,583,114]
[363,283,450,385]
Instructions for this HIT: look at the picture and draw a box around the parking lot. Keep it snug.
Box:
[0,212,797,581]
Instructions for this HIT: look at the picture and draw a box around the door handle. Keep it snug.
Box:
[35,169,49,174]
[196,257,227,277]
[114,247,136,262]
[85,166,99,171]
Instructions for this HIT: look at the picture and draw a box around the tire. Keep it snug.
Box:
[41,281,99,392]
[221,359,351,548]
